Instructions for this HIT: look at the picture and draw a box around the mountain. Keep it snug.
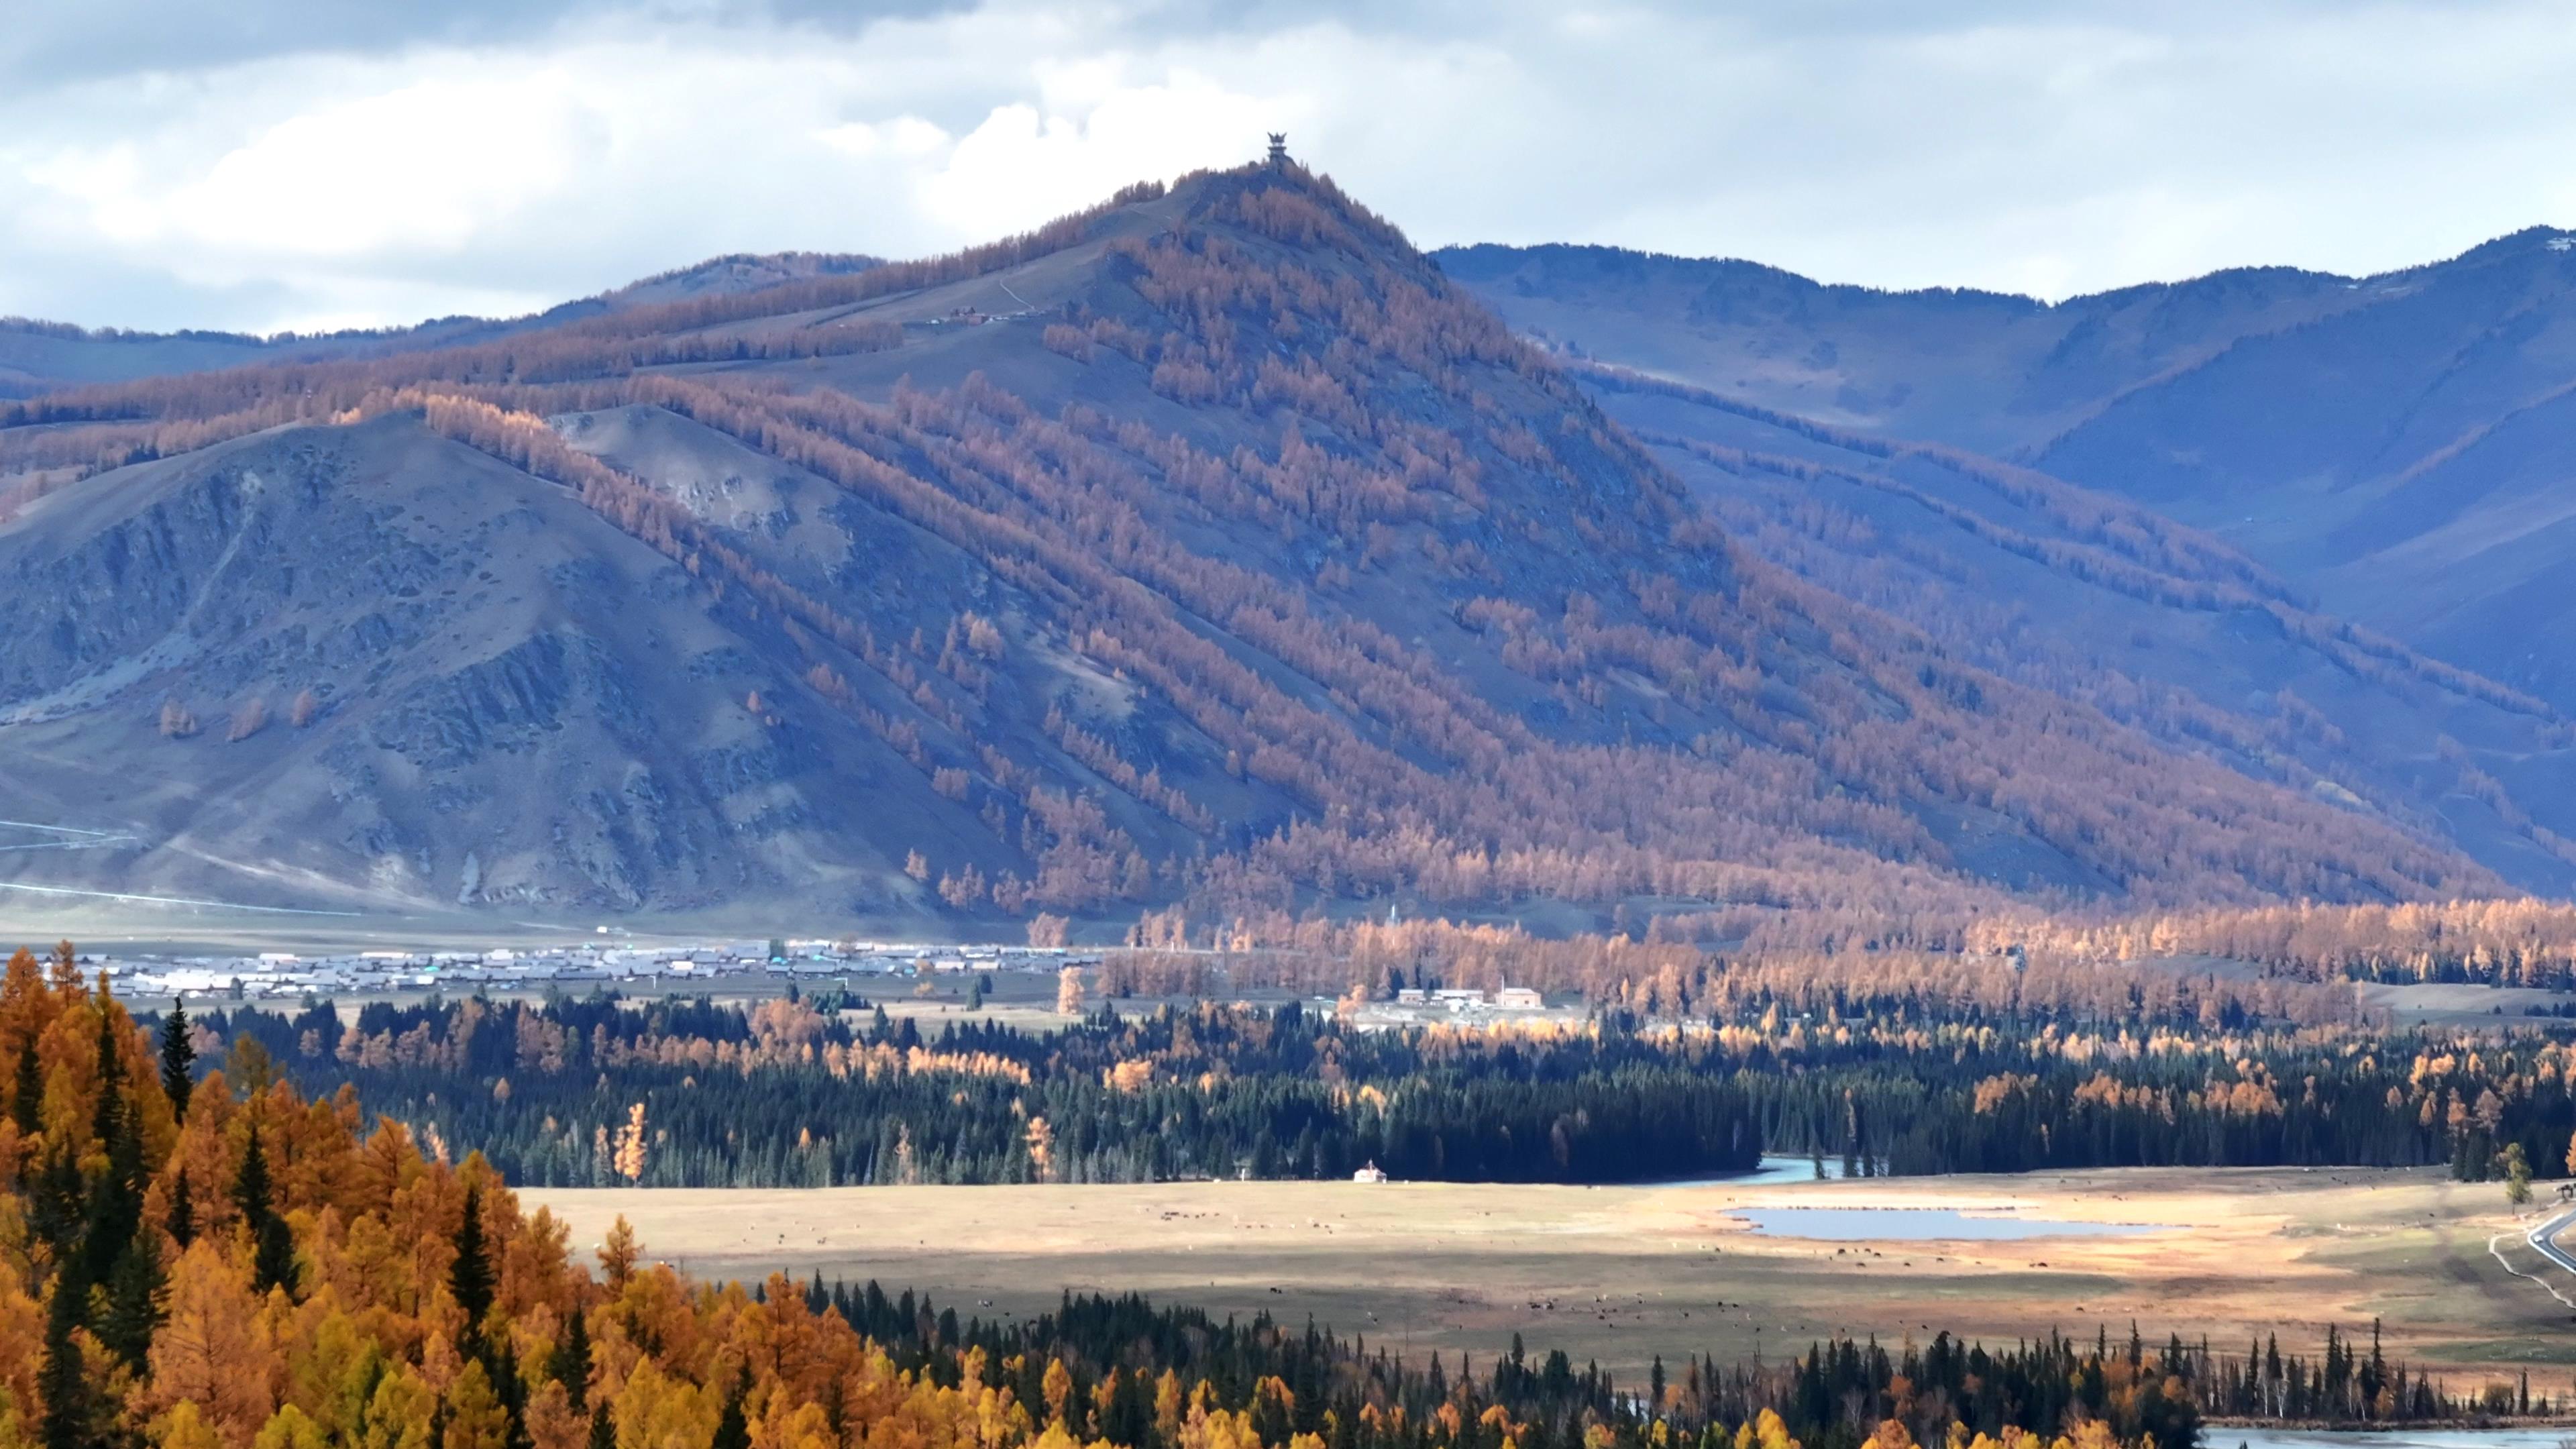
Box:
[1442,231,2576,895]
[2025,230,2576,716]
[1433,242,2373,455]
[0,166,2500,934]
[0,250,881,400]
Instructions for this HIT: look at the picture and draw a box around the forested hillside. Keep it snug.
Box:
[1442,233,2576,893]
[0,164,2502,932]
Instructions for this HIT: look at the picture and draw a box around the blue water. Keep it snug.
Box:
[2219,1433,2568,1449]
[1729,1205,2166,1241]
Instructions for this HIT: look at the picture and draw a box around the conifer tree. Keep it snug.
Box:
[9,1028,38,1137]
[168,1166,196,1248]
[712,1380,751,1449]
[37,1276,89,1449]
[160,999,196,1122]
[547,1305,594,1411]
[97,1229,167,1368]
[453,1181,496,1354]
[91,987,123,1133]
[233,1129,298,1297]
[80,1008,146,1291]
[29,1144,84,1260]
[445,1360,512,1449]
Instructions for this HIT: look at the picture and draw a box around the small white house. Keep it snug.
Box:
[1496,986,1543,1010]
[1352,1163,1388,1184]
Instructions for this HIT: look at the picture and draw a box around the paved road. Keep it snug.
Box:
[2531,1201,2576,1275]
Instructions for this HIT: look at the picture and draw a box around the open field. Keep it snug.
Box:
[530,1165,2574,1387]
[2359,981,2576,1025]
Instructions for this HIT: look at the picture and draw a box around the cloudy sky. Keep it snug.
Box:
[5,0,2571,334]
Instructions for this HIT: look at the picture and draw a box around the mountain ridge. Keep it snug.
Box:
[1442,225,2576,894]
[0,164,2515,934]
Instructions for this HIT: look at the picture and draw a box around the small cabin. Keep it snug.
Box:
[1352,1162,1388,1184]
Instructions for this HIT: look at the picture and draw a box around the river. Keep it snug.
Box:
[2215,1430,2567,1449]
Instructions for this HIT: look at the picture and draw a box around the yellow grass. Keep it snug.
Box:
[529,1165,2573,1385]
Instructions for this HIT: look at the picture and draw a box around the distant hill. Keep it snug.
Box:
[1433,242,2372,455]
[1442,230,2576,896]
[0,249,883,399]
[0,168,2498,932]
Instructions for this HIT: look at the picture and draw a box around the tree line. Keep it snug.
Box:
[182,976,2576,1189]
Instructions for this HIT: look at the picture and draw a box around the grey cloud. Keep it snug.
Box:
[0,0,977,85]
[0,0,2567,333]
[0,0,2504,85]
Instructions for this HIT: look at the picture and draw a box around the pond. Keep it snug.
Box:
[1726,1205,2168,1241]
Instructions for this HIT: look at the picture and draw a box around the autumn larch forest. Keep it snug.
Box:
[1,943,2555,1449]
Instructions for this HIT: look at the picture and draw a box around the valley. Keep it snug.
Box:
[7,17,2575,1449]
[527,1165,2568,1385]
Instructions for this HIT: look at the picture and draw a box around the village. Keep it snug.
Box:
[68,938,1099,1003]
[48,938,1580,1028]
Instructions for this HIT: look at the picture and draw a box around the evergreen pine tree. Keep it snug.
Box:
[488,1338,535,1449]
[9,1030,40,1138]
[234,1129,299,1297]
[36,1275,89,1449]
[167,1167,195,1248]
[159,1000,195,1123]
[89,995,123,1143]
[712,1380,751,1449]
[452,1182,496,1358]
[547,1305,593,1412]
[586,1404,614,1449]
[78,1043,145,1291]
[96,1228,166,1368]
[28,1145,85,1260]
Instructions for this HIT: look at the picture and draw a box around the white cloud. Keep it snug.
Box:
[174,76,590,260]
[0,1,2571,333]
[920,74,1280,239]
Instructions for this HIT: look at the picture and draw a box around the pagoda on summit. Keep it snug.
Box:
[1267,133,1289,166]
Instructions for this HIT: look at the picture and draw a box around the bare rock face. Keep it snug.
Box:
[0,415,943,917]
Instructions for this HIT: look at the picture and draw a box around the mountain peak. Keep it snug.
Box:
[0,174,2498,932]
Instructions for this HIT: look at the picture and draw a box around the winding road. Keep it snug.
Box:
[2490,1199,2576,1310]
[2532,1201,2576,1275]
